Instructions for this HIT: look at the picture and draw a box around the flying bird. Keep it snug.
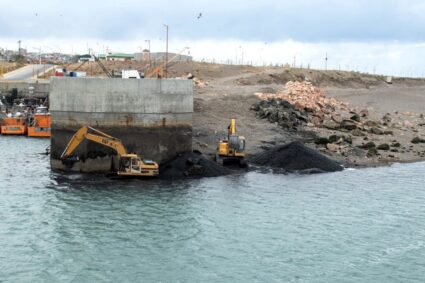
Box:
[197,12,202,19]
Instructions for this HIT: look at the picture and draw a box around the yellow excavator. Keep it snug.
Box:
[60,126,159,177]
[215,118,247,167]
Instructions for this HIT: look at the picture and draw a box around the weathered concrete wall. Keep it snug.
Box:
[0,79,49,98]
[50,77,193,172]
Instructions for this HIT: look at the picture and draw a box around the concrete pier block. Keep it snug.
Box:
[50,77,193,172]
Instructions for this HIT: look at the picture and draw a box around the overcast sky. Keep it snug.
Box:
[1,0,425,76]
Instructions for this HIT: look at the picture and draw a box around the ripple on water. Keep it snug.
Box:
[1,137,425,282]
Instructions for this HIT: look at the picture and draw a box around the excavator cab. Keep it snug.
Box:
[131,157,140,171]
[117,154,159,176]
[118,155,132,172]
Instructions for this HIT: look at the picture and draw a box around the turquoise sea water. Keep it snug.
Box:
[0,137,424,282]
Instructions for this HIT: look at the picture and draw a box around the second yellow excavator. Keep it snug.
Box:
[215,118,247,167]
[60,126,159,177]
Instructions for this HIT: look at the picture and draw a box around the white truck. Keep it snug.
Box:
[122,70,143,79]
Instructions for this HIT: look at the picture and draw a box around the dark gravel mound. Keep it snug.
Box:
[160,151,231,179]
[249,141,343,173]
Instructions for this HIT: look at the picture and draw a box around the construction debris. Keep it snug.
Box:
[251,81,354,130]
[254,81,349,113]
[250,80,423,160]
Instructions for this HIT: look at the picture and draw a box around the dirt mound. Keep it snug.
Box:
[160,151,231,179]
[249,141,343,173]
[255,81,348,112]
[237,69,388,88]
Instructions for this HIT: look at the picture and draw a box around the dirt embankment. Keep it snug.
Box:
[236,68,425,89]
[58,61,259,80]
[0,62,23,76]
[55,60,425,89]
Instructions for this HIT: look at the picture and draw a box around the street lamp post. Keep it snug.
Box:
[33,47,42,65]
[32,46,42,78]
[145,39,151,68]
[163,24,169,78]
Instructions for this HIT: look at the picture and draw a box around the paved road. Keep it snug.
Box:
[1,64,54,80]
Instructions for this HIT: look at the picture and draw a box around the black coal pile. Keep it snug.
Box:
[160,151,231,179]
[251,98,309,130]
[249,141,343,173]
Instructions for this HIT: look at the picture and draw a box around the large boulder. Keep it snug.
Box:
[350,113,361,122]
[314,137,330,145]
[340,119,358,131]
[377,143,390,151]
[370,127,384,135]
[412,137,425,144]
[358,141,376,150]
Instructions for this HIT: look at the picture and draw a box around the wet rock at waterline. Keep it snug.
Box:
[159,151,231,179]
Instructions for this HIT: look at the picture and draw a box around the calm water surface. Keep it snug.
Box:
[0,137,425,282]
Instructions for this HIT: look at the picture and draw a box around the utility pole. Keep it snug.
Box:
[145,39,151,68]
[325,52,328,71]
[17,40,22,55]
[33,46,41,65]
[163,24,169,78]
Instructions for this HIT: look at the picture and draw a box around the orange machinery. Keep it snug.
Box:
[28,106,51,137]
[1,115,27,135]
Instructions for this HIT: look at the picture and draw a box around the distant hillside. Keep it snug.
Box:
[59,61,425,88]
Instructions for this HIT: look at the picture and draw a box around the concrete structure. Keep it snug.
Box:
[0,80,50,99]
[50,77,193,172]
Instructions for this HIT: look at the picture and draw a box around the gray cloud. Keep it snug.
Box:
[1,0,424,42]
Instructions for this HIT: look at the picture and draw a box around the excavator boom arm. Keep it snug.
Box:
[60,126,128,159]
[60,126,89,159]
[228,118,236,136]
[84,133,127,156]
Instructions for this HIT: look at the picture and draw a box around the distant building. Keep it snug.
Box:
[97,54,107,60]
[106,53,134,61]
[134,49,150,62]
[79,54,95,62]
[134,52,192,63]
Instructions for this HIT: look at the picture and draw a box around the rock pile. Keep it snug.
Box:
[249,141,343,173]
[250,98,309,130]
[252,81,401,137]
[252,80,425,161]
[255,81,349,113]
[251,81,351,130]
[193,77,209,88]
